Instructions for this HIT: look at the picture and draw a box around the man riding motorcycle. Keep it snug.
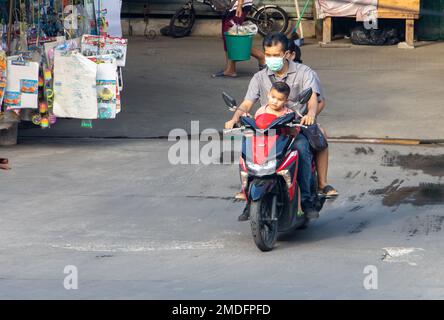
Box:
[225,32,321,220]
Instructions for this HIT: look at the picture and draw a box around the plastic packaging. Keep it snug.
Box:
[227,21,258,36]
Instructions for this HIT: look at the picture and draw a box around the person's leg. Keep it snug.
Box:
[251,47,265,66]
[213,14,238,77]
[316,126,338,197]
[216,7,259,77]
[223,10,253,75]
[293,134,314,211]
[225,45,264,74]
[297,185,302,213]
[224,53,237,75]
[316,149,329,190]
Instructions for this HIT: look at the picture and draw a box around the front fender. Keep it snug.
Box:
[249,179,277,201]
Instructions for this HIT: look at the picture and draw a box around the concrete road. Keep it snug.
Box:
[1,139,444,299]
[17,36,444,140]
[2,35,444,300]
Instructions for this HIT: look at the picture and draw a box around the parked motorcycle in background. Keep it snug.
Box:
[164,0,289,38]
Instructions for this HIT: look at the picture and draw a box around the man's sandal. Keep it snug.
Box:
[319,185,339,198]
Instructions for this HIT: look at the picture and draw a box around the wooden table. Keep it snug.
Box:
[322,0,420,47]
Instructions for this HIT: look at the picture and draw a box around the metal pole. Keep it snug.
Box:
[6,0,14,54]
[294,0,303,38]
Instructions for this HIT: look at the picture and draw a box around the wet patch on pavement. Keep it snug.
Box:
[348,192,367,203]
[370,170,379,182]
[381,151,444,177]
[403,215,444,237]
[348,195,357,202]
[381,150,400,167]
[371,182,444,207]
[345,170,362,179]
[397,154,444,177]
[369,179,404,196]
[349,205,364,213]
[348,221,369,234]
[354,147,374,155]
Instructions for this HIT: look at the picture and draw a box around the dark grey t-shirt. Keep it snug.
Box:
[244,60,322,106]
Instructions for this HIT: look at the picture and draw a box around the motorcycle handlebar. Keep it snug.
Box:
[223,127,244,135]
[286,123,308,129]
[223,122,307,135]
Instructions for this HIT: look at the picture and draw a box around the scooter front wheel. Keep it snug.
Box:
[250,196,278,252]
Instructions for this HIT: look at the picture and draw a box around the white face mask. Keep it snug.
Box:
[265,56,285,72]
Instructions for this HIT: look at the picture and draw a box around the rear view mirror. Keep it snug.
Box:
[297,88,313,105]
[222,92,237,110]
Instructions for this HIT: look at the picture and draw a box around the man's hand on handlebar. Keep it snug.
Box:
[225,112,252,129]
[225,119,238,129]
[300,112,316,126]
[225,100,254,129]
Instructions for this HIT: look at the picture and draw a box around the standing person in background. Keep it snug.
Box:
[212,0,266,78]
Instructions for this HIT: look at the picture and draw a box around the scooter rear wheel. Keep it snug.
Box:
[250,196,278,252]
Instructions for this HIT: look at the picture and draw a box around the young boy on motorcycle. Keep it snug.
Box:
[255,81,294,119]
[237,81,305,221]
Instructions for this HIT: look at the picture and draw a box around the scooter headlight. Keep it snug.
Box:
[246,159,277,176]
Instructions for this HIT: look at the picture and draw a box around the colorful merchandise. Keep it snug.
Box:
[53,50,98,119]
[81,34,127,67]
[0,0,126,128]
[5,56,39,109]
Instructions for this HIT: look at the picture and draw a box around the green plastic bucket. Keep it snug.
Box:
[224,32,253,61]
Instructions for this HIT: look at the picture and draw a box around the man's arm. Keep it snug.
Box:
[300,67,321,125]
[313,71,326,116]
[300,92,318,126]
[317,99,325,116]
[225,99,254,129]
